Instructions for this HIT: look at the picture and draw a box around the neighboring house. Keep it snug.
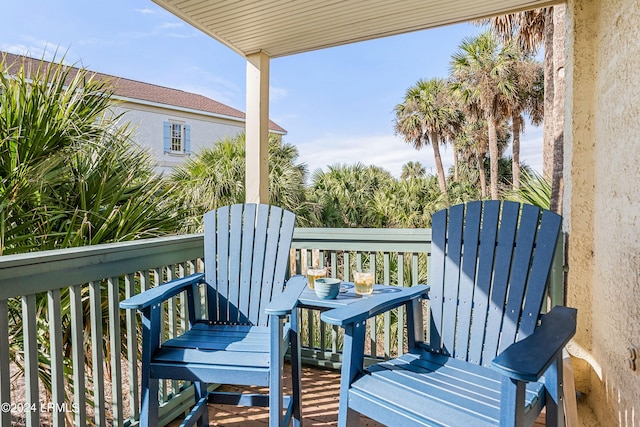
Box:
[1,51,286,175]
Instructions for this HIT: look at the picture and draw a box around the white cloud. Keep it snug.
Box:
[296,133,452,178]
[159,22,184,29]
[78,38,100,46]
[119,21,193,40]
[159,67,243,109]
[296,127,543,180]
[0,40,73,63]
[164,32,199,39]
[135,8,156,15]
[269,85,288,102]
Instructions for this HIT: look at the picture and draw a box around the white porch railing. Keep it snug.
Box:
[0,235,203,427]
[0,228,564,426]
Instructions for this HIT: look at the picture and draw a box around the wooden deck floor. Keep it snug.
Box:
[169,364,547,426]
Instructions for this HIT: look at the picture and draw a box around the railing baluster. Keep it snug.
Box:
[344,252,350,282]
[179,262,188,334]
[89,281,106,427]
[178,262,190,396]
[383,252,391,358]
[69,284,87,426]
[0,299,11,427]
[318,251,327,351]
[330,251,339,353]
[22,294,39,427]
[166,266,180,396]
[397,253,405,356]
[124,273,139,422]
[141,269,151,292]
[369,253,377,358]
[152,267,169,404]
[107,277,123,426]
[47,289,65,427]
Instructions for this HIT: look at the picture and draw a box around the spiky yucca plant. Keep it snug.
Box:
[1,53,180,420]
[506,170,551,209]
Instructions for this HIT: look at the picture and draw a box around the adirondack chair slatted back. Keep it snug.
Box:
[203,204,296,326]
[428,200,562,366]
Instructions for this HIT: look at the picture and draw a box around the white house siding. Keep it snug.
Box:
[110,102,245,175]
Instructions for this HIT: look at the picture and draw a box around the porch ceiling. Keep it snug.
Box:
[152,0,562,58]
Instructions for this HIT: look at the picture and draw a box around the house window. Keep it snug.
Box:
[171,123,184,152]
[163,121,191,155]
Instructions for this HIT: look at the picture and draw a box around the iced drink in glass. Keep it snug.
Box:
[306,268,327,290]
[353,271,374,296]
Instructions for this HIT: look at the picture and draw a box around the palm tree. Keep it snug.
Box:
[450,32,518,200]
[484,7,565,213]
[307,163,395,228]
[455,118,490,197]
[400,161,426,180]
[505,57,544,189]
[394,78,456,198]
[171,133,310,232]
[453,115,511,198]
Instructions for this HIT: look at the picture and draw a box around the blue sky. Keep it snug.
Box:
[1,0,542,178]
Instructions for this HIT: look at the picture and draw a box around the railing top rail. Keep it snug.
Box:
[0,234,204,300]
[292,228,432,252]
[0,228,433,300]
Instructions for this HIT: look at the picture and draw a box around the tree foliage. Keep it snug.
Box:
[394,78,461,198]
[0,54,179,255]
[0,53,181,416]
[170,133,310,232]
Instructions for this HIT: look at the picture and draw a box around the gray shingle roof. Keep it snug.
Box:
[1,51,286,133]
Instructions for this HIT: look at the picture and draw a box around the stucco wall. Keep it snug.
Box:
[565,0,640,424]
[110,103,245,175]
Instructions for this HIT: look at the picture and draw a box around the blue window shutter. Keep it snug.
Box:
[163,122,170,153]
[185,124,191,154]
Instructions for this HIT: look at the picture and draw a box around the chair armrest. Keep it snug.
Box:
[320,284,429,326]
[119,273,205,310]
[491,305,577,382]
[265,275,308,316]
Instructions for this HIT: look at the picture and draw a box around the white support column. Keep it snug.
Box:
[245,52,270,204]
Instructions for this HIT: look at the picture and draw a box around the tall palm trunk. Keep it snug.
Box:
[550,5,565,214]
[477,150,488,198]
[511,115,522,189]
[542,7,555,180]
[453,144,460,182]
[487,115,500,200]
[430,132,448,196]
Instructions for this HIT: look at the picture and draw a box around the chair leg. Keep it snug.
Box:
[290,310,303,427]
[500,377,526,427]
[270,317,284,427]
[140,377,159,427]
[338,322,365,427]
[545,355,566,427]
[194,382,209,427]
[140,305,161,427]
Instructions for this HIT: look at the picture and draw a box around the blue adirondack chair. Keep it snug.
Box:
[120,204,306,427]
[321,201,577,427]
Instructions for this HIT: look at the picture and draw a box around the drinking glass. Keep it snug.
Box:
[353,271,374,296]
[306,267,327,290]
